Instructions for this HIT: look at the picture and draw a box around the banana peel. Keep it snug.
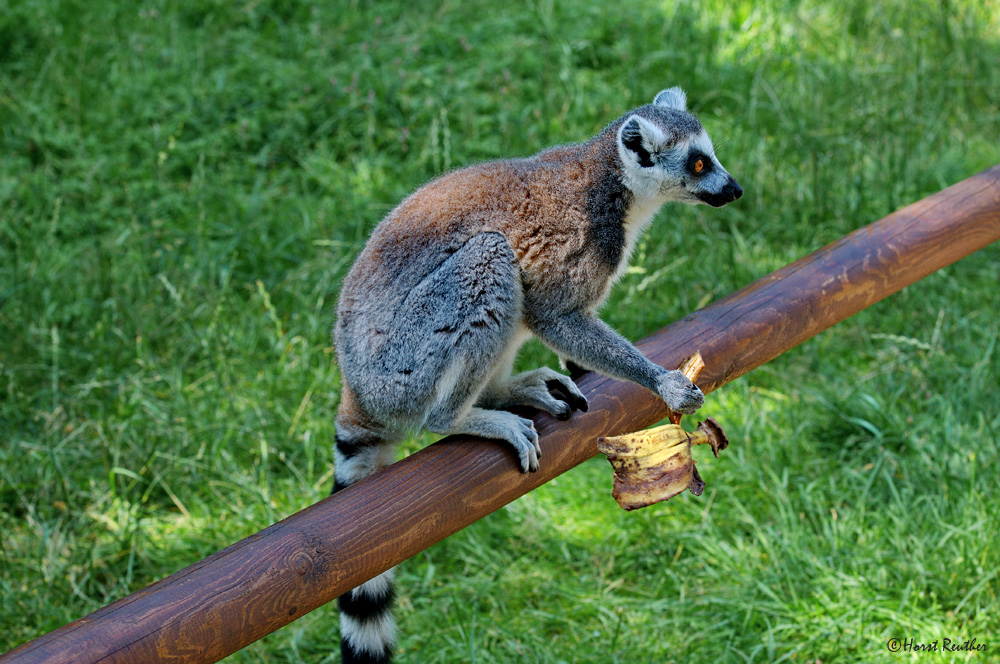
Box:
[597,417,729,510]
[596,352,731,510]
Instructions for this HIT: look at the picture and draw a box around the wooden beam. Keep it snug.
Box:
[4,165,999,664]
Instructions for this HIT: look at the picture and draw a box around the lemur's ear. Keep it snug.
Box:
[653,87,687,111]
[618,115,667,168]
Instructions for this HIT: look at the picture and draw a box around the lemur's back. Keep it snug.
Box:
[340,144,594,302]
[336,137,625,345]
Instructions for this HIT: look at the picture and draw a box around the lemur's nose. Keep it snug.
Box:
[725,179,743,202]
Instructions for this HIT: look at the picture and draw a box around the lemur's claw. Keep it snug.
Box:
[567,391,589,413]
[674,389,705,415]
[522,419,541,473]
[545,378,589,414]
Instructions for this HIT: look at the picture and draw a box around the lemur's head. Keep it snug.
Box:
[614,87,742,207]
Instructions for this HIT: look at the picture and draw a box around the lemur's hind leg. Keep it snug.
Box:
[332,232,532,661]
[478,367,589,421]
[429,405,541,472]
[395,232,544,473]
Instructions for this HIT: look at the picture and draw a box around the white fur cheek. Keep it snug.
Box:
[615,142,639,175]
[618,155,667,202]
[622,171,662,202]
[661,181,702,204]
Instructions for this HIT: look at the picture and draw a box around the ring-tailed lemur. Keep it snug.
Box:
[331,87,742,663]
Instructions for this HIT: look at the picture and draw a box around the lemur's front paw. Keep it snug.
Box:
[657,369,704,414]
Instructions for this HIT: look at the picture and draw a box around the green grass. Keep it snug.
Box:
[2,0,999,662]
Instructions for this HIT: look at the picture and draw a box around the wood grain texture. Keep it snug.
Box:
[4,165,999,664]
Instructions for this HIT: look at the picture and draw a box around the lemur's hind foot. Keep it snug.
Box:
[429,407,541,473]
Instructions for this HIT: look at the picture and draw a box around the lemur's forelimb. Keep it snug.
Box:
[529,310,704,414]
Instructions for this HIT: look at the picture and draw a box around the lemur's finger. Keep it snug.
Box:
[517,418,540,469]
[545,380,570,403]
[565,385,589,412]
[553,374,589,411]
[525,439,540,472]
[533,387,572,420]
[512,434,538,473]
[523,447,539,473]
[527,421,541,460]
[545,379,589,413]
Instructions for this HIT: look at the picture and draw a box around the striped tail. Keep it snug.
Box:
[333,415,400,664]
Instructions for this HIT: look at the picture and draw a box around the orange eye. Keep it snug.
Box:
[694,158,705,174]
